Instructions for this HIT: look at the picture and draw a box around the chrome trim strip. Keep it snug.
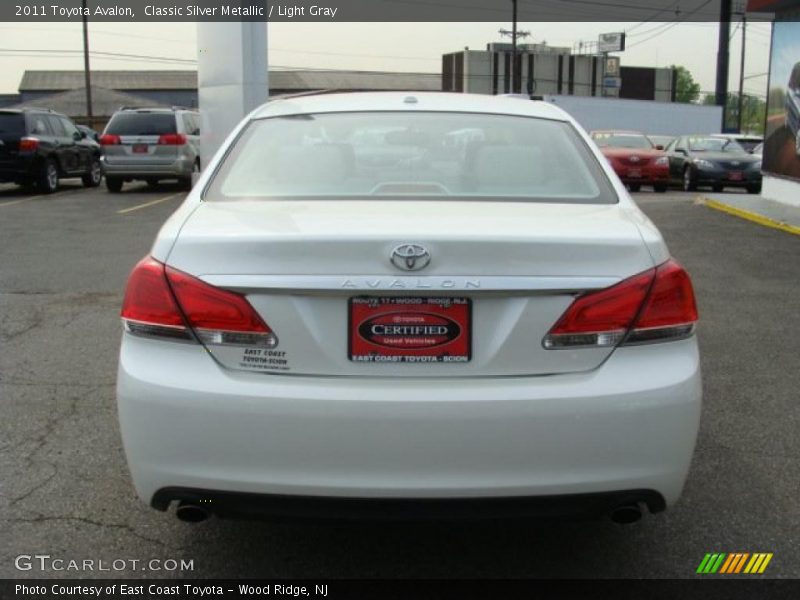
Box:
[198,275,620,292]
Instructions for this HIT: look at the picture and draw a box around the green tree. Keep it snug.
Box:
[672,65,701,103]
[702,92,767,133]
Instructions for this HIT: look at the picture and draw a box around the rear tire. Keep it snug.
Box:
[105,177,123,193]
[653,184,668,193]
[82,157,102,187]
[746,184,762,194]
[682,167,697,192]
[179,160,200,191]
[628,183,641,192]
[36,159,59,194]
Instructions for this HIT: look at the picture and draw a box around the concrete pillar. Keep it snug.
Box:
[196,22,268,169]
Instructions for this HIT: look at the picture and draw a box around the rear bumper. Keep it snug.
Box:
[117,334,702,511]
[152,487,665,520]
[0,157,36,181]
[101,156,193,178]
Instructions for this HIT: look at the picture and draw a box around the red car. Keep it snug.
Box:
[590,130,670,192]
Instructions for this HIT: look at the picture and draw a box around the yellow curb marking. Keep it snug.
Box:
[702,197,800,236]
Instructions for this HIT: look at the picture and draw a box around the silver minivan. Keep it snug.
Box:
[100,107,200,192]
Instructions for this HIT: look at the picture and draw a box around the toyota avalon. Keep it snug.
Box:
[117,93,701,524]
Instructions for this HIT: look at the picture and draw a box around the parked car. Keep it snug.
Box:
[590,130,670,192]
[709,133,763,154]
[647,135,674,150]
[787,61,800,156]
[665,135,762,193]
[100,106,201,192]
[0,108,103,193]
[118,93,701,524]
[77,124,101,143]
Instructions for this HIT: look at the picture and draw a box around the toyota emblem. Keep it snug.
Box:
[390,244,431,271]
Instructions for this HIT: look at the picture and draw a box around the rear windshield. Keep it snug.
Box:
[206,111,617,204]
[105,112,176,136]
[0,113,25,135]
[593,133,653,149]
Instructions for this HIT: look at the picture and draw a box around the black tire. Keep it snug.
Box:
[682,166,697,192]
[82,157,103,187]
[105,177,123,193]
[746,184,762,194]
[711,184,724,193]
[179,160,200,191]
[36,159,59,194]
[653,184,668,193]
[628,183,641,192]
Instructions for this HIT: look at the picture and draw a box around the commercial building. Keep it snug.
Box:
[442,43,676,102]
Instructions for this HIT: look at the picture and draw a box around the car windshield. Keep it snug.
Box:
[592,133,653,149]
[0,113,25,135]
[105,113,176,136]
[207,111,616,204]
[687,137,746,153]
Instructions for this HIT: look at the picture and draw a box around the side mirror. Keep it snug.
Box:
[75,131,84,141]
[675,148,687,155]
[655,144,664,150]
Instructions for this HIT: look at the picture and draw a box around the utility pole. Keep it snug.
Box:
[81,0,93,120]
[737,11,747,132]
[511,0,518,94]
[716,0,732,132]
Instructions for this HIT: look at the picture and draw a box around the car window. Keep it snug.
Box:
[46,116,66,137]
[687,137,746,153]
[59,117,80,138]
[29,115,52,136]
[105,112,177,136]
[0,113,25,135]
[592,132,653,149]
[207,111,618,204]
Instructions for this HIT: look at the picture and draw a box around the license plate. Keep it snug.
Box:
[627,168,642,178]
[132,144,148,154]
[349,296,471,364]
[728,171,743,181]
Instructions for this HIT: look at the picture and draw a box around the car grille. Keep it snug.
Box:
[621,156,651,166]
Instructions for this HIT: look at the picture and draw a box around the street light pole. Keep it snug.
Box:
[82,0,93,120]
[737,13,747,132]
[716,0,732,132]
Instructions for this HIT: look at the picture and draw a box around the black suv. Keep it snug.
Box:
[0,108,103,193]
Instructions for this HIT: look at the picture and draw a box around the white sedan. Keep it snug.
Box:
[117,92,701,524]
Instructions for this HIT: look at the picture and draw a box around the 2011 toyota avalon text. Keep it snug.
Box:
[116,92,701,524]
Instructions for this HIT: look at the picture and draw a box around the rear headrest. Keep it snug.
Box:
[466,144,545,188]
[270,144,354,184]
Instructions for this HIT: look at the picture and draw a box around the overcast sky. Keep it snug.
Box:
[0,21,772,98]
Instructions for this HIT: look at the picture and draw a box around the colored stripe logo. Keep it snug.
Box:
[697,552,773,574]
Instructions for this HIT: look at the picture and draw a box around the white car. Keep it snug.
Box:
[117,92,701,524]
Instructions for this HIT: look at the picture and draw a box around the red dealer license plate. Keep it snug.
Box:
[349,296,471,364]
[728,171,743,181]
[132,144,148,153]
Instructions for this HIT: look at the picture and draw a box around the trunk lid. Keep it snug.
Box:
[166,200,653,377]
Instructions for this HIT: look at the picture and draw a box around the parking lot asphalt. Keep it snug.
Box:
[1,183,798,579]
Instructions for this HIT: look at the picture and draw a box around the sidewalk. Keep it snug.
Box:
[700,192,800,236]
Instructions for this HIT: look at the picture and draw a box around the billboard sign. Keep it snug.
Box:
[763,20,800,181]
[598,32,626,53]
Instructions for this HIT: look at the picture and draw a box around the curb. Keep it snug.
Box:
[700,197,800,237]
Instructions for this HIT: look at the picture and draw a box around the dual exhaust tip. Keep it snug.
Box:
[173,500,644,524]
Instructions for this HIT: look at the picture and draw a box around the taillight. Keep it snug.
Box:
[100,134,120,145]
[19,137,39,152]
[543,259,697,349]
[120,257,278,348]
[120,257,191,341]
[158,133,186,146]
[165,266,277,347]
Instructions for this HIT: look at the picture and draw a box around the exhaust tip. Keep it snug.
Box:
[610,504,643,524]
[175,501,210,523]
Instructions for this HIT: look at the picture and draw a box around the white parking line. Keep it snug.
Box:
[117,193,184,215]
[0,188,83,208]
